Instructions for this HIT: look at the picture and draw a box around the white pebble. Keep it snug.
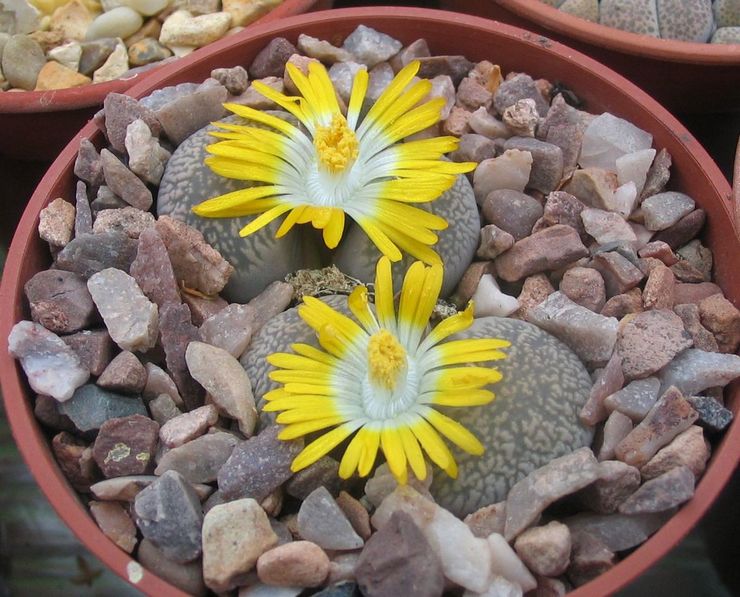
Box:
[616,148,656,195]
[86,7,143,41]
[472,274,520,317]
[473,150,533,202]
[121,0,170,16]
[579,113,653,172]
[486,533,537,592]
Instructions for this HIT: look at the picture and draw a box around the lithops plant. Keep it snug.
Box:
[541,0,740,43]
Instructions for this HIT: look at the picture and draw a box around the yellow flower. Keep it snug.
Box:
[193,60,476,264]
[264,257,510,484]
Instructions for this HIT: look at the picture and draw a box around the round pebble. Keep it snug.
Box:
[86,7,144,42]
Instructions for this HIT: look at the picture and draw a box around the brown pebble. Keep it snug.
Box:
[336,491,372,540]
[257,541,330,587]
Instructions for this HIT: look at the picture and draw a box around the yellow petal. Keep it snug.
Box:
[291,343,338,366]
[338,428,366,479]
[348,285,377,333]
[275,206,308,238]
[239,203,295,237]
[421,303,475,351]
[322,209,345,249]
[223,102,298,136]
[354,218,403,262]
[276,404,338,423]
[290,421,360,472]
[267,352,333,372]
[362,60,421,133]
[423,408,485,455]
[424,389,496,407]
[278,415,345,440]
[399,426,427,481]
[432,366,503,391]
[358,427,381,477]
[347,67,369,129]
[381,426,408,484]
[410,417,453,472]
[373,256,396,331]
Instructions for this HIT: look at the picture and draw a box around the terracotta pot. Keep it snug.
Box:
[439,0,740,114]
[1,6,738,596]
[0,0,331,162]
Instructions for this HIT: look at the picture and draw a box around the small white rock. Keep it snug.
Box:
[580,113,653,172]
[605,181,638,219]
[616,148,656,195]
[86,7,143,41]
[159,10,232,49]
[487,533,537,592]
[93,39,129,83]
[472,274,520,317]
[47,41,83,72]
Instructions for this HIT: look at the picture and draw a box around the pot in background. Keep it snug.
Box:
[0,0,330,162]
[439,0,740,114]
[0,6,738,596]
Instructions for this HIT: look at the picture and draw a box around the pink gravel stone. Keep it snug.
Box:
[38,197,75,247]
[257,541,330,587]
[182,293,228,326]
[52,432,97,492]
[616,310,693,380]
[159,404,219,448]
[567,531,614,587]
[92,414,160,478]
[673,303,719,352]
[560,266,606,312]
[129,227,181,308]
[580,352,624,426]
[513,521,571,577]
[618,466,695,515]
[89,500,137,553]
[97,351,147,394]
[590,251,644,298]
[673,282,723,305]
[504,448,600,541]
[464,502,507,538]
[248,281,295,332]
[638,241,678,266]
[512,274,555,320]
[604,377,660,422]
[698,293,740,353]
[640,425,710,481]
[575,460,641,513]
[615,386,699,468]
[159,302,203,410]
[200,303,257,358]
[642,263,675,310]
[601,288,643,319]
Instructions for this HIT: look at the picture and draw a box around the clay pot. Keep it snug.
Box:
[439,0,740,114]
[0,0,331,162]
[1,6,738,596]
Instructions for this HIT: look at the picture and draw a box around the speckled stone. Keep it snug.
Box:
[641,425,710,480]
[600,0,660,37]
[333,173,480,299]
[157,115,310,302]
[604,377,660,421]
[657,0,713,42]
[493,73,549,117]
[55,231,138,279]
[61,329,114,376]
[155,82,229,146]
[430,317,594,517]
[60,384,147,432]
[92,414,159,477]
[342,25,401,69]
[618,465,695,514]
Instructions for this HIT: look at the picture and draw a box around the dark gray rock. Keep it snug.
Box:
[482,189,543,241]
[129,227,181,308]
[249,37,298,78]
[134,470,203,563]
[618,465,695,515]
[416,55,474,85]
[686,395,733,433]
[494,73,549,117]
[80,38,118,77]
[285,456,341,500]
[155,83,228,145]
[24,269,95,334]
[297,486,364,551]
[75,181,93,237]
[59,384,147,432]
[100,149,153,211]
[55,231,138,278]
[159,302,203,411]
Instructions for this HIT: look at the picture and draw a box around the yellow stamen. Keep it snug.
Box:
[314,114,359,173]
[367,329,407,390]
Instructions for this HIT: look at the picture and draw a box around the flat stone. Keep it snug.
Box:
[476,224,515,260]
[103,92,161,153]
[564,511,670,552]
[641,425,710,480]
[51,432,96,492]
[128,37,172,67]
[92,414,159,477]
[90,475,158,501]
[38,197,75,247]
[615,386,699,468]
[514,521,571,577]
[297,33,354,64]
[144,362,183,406]
[199,303,256,358]
[536,191,587,240]
[134,470,203,563]
[183,293,228,326]
[504,136,564,193]
[641,147,671,199]
[575,460,641,513]
[597,410,634,461]
[74,140,104,187]
[482,190,543,241]
[468,107,510,139]
[159,404,218,448]
[562,168,618,210]
[186,341,257,436]
[581,208,637,245]
[24,269,95,334]
[504,448,600,540]
[129,227,181,308]
[601,288,644,319]
[567,531,614,587]
[61,329,114,376]
[137,539,206,596]
[155,82,228,145]
[218,425,302,502]
[35,60,91,90]
[355,511,443,597]
[526,291,619,368]
[450,133,497,164]
[560,266,606,312]
[89,500,137,553]
[619,465,695,514]
[495,225,589,282]
[493,73,549,116]
[8,321,89,402]
[686,395,734,433]
[579,112,653,172]
[473,150,533,201]
[590,251,644,298]
[457,76,494,112]
[79,37,118,77]
[249,37,298,78]
[699,294,740,353]
[91,186,128,213]
[653,209,705,250]
[87,267,158,352]
[159,302,203,410]
[580,352,624,425]
[639,241,678,266]
[642,192,695,231]
[284,457,340,501]
[158,9,231,48]
[155,431,238,483]
[604,376,660,422]
[616,310,693,380]
[97,351,147,394]
[257,541,330,588]
[202,498,278,592]
[298,486,364,551]
[210,65,248,95]
[155,215,233,296]
[74,182,93,237]
[100,149,153,211]
[335,491,371,541]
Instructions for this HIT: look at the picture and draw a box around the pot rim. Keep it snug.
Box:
[1,7,738,597]
[0,0,321,115]
[495,0,740,65]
